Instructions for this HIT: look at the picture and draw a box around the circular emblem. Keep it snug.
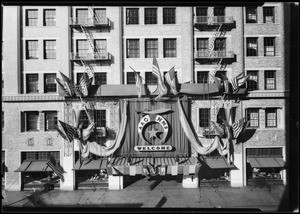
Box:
[138,114,169,145]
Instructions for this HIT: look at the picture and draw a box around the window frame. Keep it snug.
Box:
[199,108,211,128]
[265,108,277,128]
[44,73,57,93]
[127,72,138,84]
[44,40,56,59]
[145,72,158,85]
[77,40,89,59]
[145,8,157,25]
[45,111,58,131]
[163,38,176,58]
[26,111,39,132]
[196,7,208,16]
[246,7,257,23]
[246,108,260,128]
[26,40,39,60]
[263,7,275,23]
[127,39,140,58]
[163,8,176,24]
[26,74,39,93]
[247,70,259,91]
[44,9,56,26]
[264,37,275,56]
[94,73,107,85]
[246,38,258,57]
[76,9,89,25]
[197,71,209,84]
[26,9,38,26]
[145,39,158,58]
[264,70,276,90]
[126,8,139,25]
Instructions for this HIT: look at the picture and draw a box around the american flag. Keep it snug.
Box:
[222,118,233,139]
[55,77,70,96]
[164,66,178,95]
[230,72,251,91]
[59,71,76,96]
[152,58,168,98]
[232,117,248,139]
[58,120,77,143]
[130,66,143,98]
[78,74,92,97]
[46,155,65,182]
[54,125,67,141]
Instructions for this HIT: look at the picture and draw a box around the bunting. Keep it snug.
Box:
[164,66,178,95]
[230,72,251,91]
[46,155,65,182]
[152,57,168,99]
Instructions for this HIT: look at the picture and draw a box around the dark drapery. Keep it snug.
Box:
[116,98,190,157]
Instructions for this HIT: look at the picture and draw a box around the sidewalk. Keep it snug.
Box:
[2,178,290,212]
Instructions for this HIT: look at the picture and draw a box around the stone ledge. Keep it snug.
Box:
[2,94,65,102]
[247,91,290,98]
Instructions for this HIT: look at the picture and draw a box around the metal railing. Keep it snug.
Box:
[70,52,111,61]
[195,51,234,59]
[69,17,110,26]
[194,16,234,25]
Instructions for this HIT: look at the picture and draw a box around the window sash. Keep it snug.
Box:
[264,38,275,56]
[44,74,57,93]
[164,39,176,57]
[76,9,89,24]
[27,41,38,59]
[45,111,58,130]
[266,108,277,127]
[127,39,140,58]
[44,40,56,59]
[246,7,257,23]
[127,72,137,84]
[94,73,107,85]
[197,71,209,83]
[26,74,39,93]
[95,39,107,53]
[126,8,139,24]
[94,9,106,22]
[196,7,208,16]
[247,38,258,56]
[247,71,258,90]
[265,71,276,90]
[263,7,274,23]
[26,10,38,26]
[145,8,157,24]
[163,8,176,24]
[199,108,211,128]
[44,9,56,26]
[77,40,89,57]
[197,39,209,51]
[145,39,158,58]
[247,109,259,127]
[26,112,39,131]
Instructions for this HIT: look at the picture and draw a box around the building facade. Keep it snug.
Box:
[2,3,291,191]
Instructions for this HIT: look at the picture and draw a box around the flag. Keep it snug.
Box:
[58,120,77,143]
[59,71,75,96]
[55,77,70,96]
[74,85,83,97]
[46,155,65,182]
[78,74,92,97]
[152,57,168,99]
[232,118,249,139]
[230,72,251,91]
[221,118,233,140]
[130,66,143,98]
[164,66,178,95]
[54,125,67,141]
[209,74,222,90]
[210,121,225,137]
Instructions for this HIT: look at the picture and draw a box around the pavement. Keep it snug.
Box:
[1,177,291,213]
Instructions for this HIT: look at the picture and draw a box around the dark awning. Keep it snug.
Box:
[15,161,52,172]
[200,157,235,169]
[247,157,286,168]
[73,158,108,170]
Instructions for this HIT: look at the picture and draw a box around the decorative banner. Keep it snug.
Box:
[134,145,172,152]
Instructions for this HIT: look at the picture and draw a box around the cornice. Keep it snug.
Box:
[246,91,290,98]
[2,94,65,102]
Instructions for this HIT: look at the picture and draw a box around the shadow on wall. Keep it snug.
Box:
[236,129,256,144]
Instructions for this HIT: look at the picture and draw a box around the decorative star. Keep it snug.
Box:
[148,128,160,140]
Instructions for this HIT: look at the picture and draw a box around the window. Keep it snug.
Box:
[44,73,57,93]
[44,9,56,26]
[265,71,276,90]
[196,7,208,16]
[94,9,106,23]
[127,72,138,84]
[44,40,56,59]
[2,111,4,132]
[265,108,277,128]
[197,71,209,83]
[246,7,257,23]
[145,72,157,85]
[214,38,226,57]
[127,39,140,58]
[214,7,225,23]
[199,108,210,128]
[264,37,275,56]
[247,71,258,91]
[26,111,39,131]
[26,9,38,26]
[246,38,258,56]
[145,39,158,58]
[79,110,106,129]
[21,151,60,162]
[26,74,39,93]
[163,39,176,57]
[94,73,107,85]
[246,108,259,128]
[197,38,209,57]
[126,8,139,24]
[76,9,88,25]
[77,40,89,58]
[45,111,57,131]
[247,148,282,157]
[145,8,157,24]
[163,8,176,24]
[26,40,38,59]
[95,39,107,57]
[263,7,275,23]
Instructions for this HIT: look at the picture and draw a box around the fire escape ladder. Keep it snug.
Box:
[208,24,223,57]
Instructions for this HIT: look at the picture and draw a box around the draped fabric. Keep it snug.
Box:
[79,101,128,157]
[116,98,190,157]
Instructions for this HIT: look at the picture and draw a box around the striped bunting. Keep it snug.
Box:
[46,155,65,182]
[232,118,249,139]
[58,120,77,143]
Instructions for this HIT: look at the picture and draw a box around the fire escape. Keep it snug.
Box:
[69,6,111,84]
[194,7,235,81]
